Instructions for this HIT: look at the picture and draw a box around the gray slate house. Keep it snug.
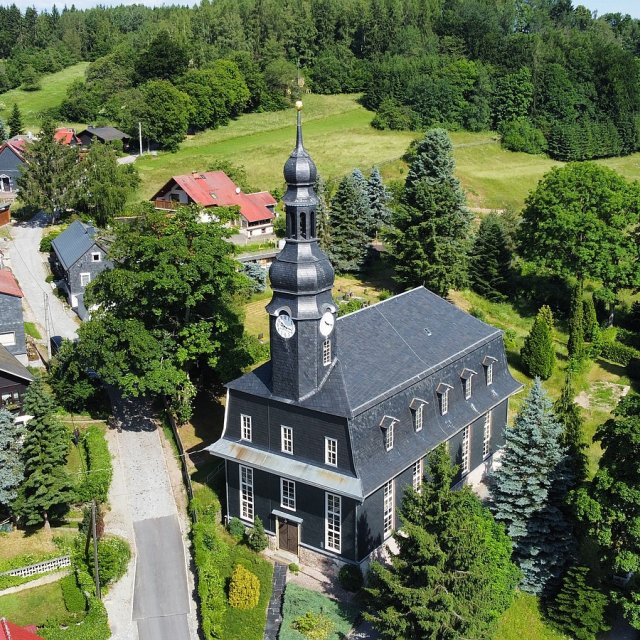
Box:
[0,269,26,364]
[208,110,522,568]
[51,221,112,319]
[0,139,26,194]
[78,127,130,150]
[0,344,33,412]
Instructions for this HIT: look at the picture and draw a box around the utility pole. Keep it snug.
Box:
[138,121,143,157]
[44,292,51,361]
[91,500,101,599]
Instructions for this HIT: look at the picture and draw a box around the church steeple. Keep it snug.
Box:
[267,102,337,401]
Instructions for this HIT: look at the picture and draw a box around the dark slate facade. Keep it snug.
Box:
[50,221,112,319]
[0,294,25,358]
[208,107,522,566]
[0,344,33,412]
[0,142,24,194]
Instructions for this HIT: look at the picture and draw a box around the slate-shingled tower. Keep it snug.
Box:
[208,106,522,568]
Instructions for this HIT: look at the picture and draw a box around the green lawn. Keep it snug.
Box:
[495,592,566,640]
[0,581,66,627]
[0,62,89,130]
[24,321,42,339]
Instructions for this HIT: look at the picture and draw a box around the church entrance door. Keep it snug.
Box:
[278,519,298,554]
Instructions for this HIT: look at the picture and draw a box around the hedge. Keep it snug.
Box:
[75,425,112,503]
[599,341,640,367]
[60,573,86,613]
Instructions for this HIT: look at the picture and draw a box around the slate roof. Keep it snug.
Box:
[0,345,33,383]
[151,171,276,223]
[228,287,505,416]
[0,269,23,298]
[51,220,99,271]
[0,140,25,162]
[80,126,129,142]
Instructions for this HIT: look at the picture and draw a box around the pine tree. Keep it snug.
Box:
[568,283,585,360]
[520,306,555,380]
[13,377,73,528]
[327,173,370,273]
[387,129,472,296]
[554,373,588,484]
[0,408,24,516]
[582,295,599,342]
[314,174,331,252]
[8,103,23,138]
[490,379,574,593]
[367,167,391,235]
[546,566,610,640]
[469,214,512,301]
[366,445,519,639]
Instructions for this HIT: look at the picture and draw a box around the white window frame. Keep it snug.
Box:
[483,411,492,459]
[464,376,472,400]
[383,480,394,538]
[325,437,337,467]
[241,414,252,442]
[384,423,394,451]
[280,478,296,511]
[91,251,101,262]
[412,459,423,492]
[239,465,254,522]
[325,492,341,553]
[322,339,331,366]
[0,331,16,347]
[486,362,493,386]
[461,425,471,475]
[281,425,293,454]
[440,389,449,415]
[415,403,424,432]
[80,272,91,287]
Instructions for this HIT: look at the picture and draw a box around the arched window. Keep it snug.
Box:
[300,211,307,239]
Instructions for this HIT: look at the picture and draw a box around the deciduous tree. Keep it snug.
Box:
[568,283,585,360]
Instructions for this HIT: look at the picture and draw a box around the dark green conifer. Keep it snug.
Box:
[582,295,599,342]
[469,214,512,301]
[367,167,391,234]
[521,306,555,380]
[0,408,23,515]
[568,283,585,360]
[8,103,23,138]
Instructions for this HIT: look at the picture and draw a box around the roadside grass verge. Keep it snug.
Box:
[24,321,42,339]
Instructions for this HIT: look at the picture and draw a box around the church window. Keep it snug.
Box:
[241,414,252,441]
[383,480,394,537]
[461,425,471,474]
[384,423,394,451]
[323,339,331,366]
[412,459,423,492]
[486,363,493,386]
[281,425,293,454]
[240,465,254,522]
[414,403,424,432]
[281,478,296,511]
[325,437,337,466]
[326,493,341,552]
[483,411,492,459]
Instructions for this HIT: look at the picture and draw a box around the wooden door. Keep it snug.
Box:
[278,519,298,554]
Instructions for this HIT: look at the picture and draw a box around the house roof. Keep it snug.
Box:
[53,128,78,145]
[0,618,43,640]
[51,220,99,271]
[0,345,33,383]
[0,140,25,162]
[79,126,129,142]
[0,269,23,298]
[151,171,276,223]
[229,287,509,416]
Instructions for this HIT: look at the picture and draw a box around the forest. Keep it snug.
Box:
[1,0,640,159]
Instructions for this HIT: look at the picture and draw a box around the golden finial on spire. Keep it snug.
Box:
[295,100,303,111]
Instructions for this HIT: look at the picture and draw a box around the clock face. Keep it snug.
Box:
[319,311,335,337]
[275,313,295,339]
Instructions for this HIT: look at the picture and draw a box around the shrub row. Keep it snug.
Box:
[76,425,113,503]
[60,573,87,613]
[598,340,640,367]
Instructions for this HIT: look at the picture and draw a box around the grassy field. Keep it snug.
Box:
[0,581,66,626]
[0,62,89,129]
[495,592,566,640]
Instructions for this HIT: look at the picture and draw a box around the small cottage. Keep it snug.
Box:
[0,269,26,363]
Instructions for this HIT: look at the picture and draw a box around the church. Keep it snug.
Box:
[207,106,522,567]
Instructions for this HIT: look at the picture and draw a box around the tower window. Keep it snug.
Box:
[241,414,252,441]
[325,492,341,552]
[323,339,331,366]
[325,437,337,466]
[483,411,492,459]
[461,425,471,474]
[240,465,254,522]
[383,480,394,538]
[281,425,293,454]
[281,478,296,511]
[300,211,307,239]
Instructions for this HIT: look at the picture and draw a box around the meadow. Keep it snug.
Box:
[0,62,89,129]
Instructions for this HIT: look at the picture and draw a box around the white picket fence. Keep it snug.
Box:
[1,555,71,578]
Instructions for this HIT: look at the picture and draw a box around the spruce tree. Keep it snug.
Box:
[469,214,512,301]
[0,408,24,516]
[367,167,391,234]
[366,445,519,639]
[14,377,73,527]
[327,173,370,273]
[314,174,331,252]
[351,168,376,237]
[490,379,574,593]
[582,295,599,343]
[554,373,588,484]
[546,566,610,640]
[568,283,585,360]
[387,129,472,296]
[520,306,555,380]
[8,103,23,138]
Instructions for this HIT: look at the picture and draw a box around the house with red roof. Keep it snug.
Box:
[53,127,80,147]
[151,171,277,239]
[0,269,26,363]
[0,617,44,640]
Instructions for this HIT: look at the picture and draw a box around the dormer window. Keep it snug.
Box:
[483,356,497,386]
[92,252,101,262]
[437,383,452,415]
[241,414,252,441]
[460,369,476,400]
[410,398,428,432]
[380,416,398,451]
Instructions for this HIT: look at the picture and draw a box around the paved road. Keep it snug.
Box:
[5,213,79,340]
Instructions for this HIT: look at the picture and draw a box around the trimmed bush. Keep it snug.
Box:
[500,118,546,154]
[61,572,87,613]
[229,564,260,609]
[228,516,246,540]
[520,306,555,379]
[599,340,640,366]
[76,425,113,503]
[338,564,363,592]
[292,611,334,640]
[79,535,131,589]
[245,516,268,552]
